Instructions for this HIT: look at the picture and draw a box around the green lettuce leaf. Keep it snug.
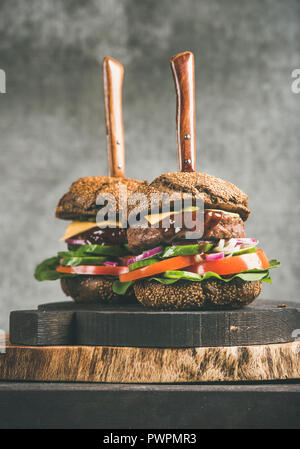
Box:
[34,256,76,281]
[113,280,134,295]
[115,259,280,293]
[56,243,132,267]
[152,259,280,284]
[155,269,271,284]
[66,244,129,257]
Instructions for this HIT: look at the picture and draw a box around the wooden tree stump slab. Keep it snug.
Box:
[0,337,299,383]
[9,300,300,348]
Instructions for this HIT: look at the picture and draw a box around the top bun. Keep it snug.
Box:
[55,176,147,220]
[137,172,250,221]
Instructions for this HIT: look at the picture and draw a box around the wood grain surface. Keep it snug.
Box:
[103,56,125,177]
[170,51,196,172]
[0,337,299,383]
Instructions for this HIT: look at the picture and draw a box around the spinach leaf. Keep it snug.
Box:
[34,256,75,281]
[68,244,130,257]
[113,280,134,295]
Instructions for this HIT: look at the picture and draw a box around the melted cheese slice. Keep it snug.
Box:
[60,220,121,241]
[145,207,239,226]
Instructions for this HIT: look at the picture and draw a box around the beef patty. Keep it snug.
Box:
[127,210,245,253]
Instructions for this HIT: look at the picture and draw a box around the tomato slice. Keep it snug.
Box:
[57,265,129,276]
[119,255,196,282]
[119,249,270,282]
[187,249,270,276]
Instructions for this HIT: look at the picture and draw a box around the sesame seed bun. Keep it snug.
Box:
[60,276,135,304]
[133,278,262,310]
[56,176,147,220]
[135,172,250,221]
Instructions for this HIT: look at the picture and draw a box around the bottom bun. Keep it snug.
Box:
[61,276,135,304]
[133,278,262,310]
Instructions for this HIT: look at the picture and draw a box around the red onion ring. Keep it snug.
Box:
[204,252,224,261]
[103,261,118,267]
[127,246,164,266]
[65,238,87,246]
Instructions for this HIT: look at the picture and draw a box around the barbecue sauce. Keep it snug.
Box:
[204,210,223,234]
[72,226,127,245]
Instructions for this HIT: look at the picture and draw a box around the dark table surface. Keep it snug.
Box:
[0,381,299,429]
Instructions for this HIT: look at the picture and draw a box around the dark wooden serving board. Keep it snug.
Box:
[9,300,300,348]
[1,382,300,429]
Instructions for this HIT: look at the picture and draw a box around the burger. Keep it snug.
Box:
[115,171,279,310]
[114,50,276,310]
[34,55,149,304]
[34,175,147,303]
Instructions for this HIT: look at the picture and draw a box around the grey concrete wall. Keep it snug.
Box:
[0,0,299,331]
